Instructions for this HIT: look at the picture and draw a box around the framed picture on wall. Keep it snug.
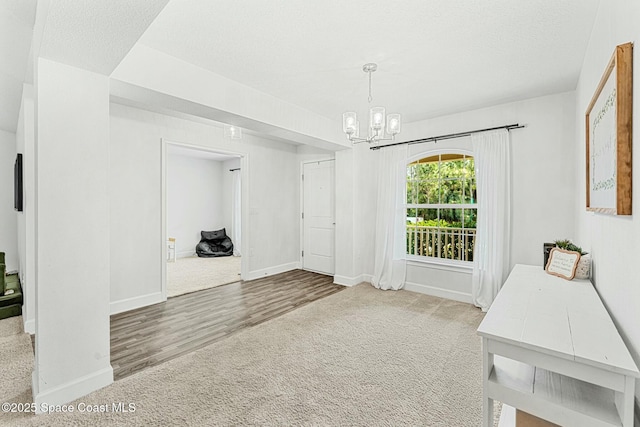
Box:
[14,153,23,212]
[585,42,633,215]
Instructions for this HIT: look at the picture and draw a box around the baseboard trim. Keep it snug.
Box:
[177,250,194,258]
[110,292,164,315]
[34,366,113,412]
[333,274,366,287]
[403,281,473,304]
[245,262,300,281]
[23,316,35,334]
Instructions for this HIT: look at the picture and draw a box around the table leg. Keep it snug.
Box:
[482,337,494,427]
[615,375,635,427]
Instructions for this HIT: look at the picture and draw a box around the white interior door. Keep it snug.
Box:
[302,160,335,275]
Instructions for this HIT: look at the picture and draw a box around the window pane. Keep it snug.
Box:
[414,162,439,181]
[417,180,439,204]
[406,208,417,224]
[406,208,417,255]
[413,208,438,257]
[437,208,462,260]
[439,208,463,228]
[463,209,477,229]
[463,157,475,178]
[440,159,466,179]
[462,209,477,262]
[441,178,464,204]
[463,179,477,204]
[406,180,417,204]
[407,164,417,180]
[415,208,438,224]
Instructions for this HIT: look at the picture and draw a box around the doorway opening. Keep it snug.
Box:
[161,140,245,298]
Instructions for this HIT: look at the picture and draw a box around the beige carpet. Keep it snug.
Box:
[167,255,241,297]
[1,284,501,426]
[0,316,34,421]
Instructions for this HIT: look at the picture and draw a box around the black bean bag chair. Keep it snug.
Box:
[196,228,234,257]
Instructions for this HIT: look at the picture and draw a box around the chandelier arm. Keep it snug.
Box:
[372,136,396,143]
[349,135,397,144]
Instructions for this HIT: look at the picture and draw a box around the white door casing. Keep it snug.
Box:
[302,160,335,275]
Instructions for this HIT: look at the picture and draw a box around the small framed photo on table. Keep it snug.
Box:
[545,248,581,280]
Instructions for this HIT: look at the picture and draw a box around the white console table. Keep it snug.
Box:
[477,264,639,427]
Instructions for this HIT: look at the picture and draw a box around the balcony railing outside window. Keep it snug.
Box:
[406,225,476,262]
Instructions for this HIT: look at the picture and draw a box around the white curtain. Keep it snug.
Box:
[231,170,242,256]
[372,145,408,291]
[471,129,511,311]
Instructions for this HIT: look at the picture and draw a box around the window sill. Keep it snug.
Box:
[406,256,473,274]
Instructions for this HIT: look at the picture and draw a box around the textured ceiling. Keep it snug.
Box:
[0,0,36,132]
[39,0,170,75]
[0,0,170,133]
[0,1,602,135]
[138,0,600,124]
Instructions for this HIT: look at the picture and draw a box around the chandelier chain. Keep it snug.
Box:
[368,70,373,103]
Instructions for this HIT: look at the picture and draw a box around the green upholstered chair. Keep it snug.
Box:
[0,252,23,320]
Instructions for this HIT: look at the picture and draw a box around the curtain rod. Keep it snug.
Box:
[369,123,525,150]
[229,168,240,172]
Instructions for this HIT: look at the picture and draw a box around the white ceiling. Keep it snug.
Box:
[0,0,36,132]
[38,0,169,75]
[0,0,601,135]
[138,0,601,125]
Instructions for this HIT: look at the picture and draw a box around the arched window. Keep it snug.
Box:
[406,152,477,263]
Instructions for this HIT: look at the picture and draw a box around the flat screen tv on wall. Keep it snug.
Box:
[14,153,23,212]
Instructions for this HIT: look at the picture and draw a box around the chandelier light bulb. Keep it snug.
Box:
[343,112,358,135]
[370,107,385,131]
[387,113,402,135]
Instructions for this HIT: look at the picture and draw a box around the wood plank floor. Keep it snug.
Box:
[110,269,343,380]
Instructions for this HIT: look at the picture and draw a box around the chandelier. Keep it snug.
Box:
[342,63,401,144]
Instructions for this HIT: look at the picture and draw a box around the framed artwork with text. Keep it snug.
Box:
[545,248,581,281]
[585,42,633,215]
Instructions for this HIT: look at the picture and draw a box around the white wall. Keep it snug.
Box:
[0,129,18,272]
[334,148,357,285]
[168,154,226,257]
[111,44,349,152]
[573,0,640,409]
[350,91,577,300]
[34,58,112,407]
[15,85,36,333]
[222,157,241,252]
[109,103,300,310]
[297,145,335,165]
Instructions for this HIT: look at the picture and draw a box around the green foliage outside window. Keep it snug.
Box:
[406,154,477,228]
[406,154,477,261]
